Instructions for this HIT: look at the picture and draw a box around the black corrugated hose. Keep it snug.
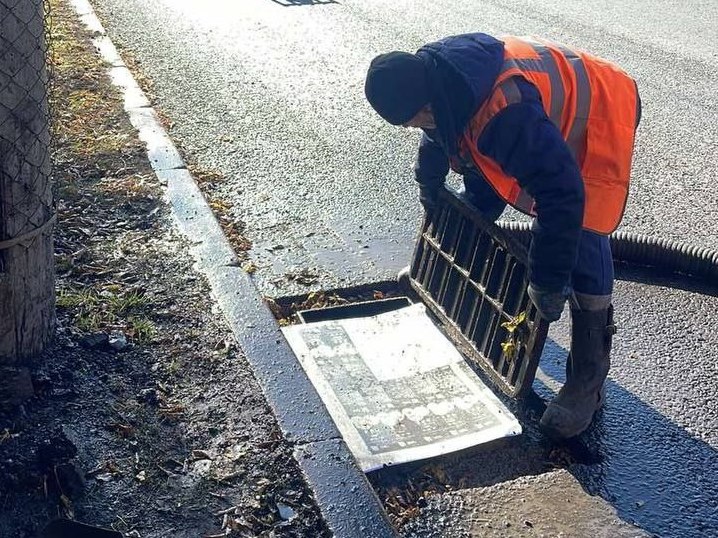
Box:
[496,221,718,283]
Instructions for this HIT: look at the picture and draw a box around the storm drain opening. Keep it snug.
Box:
[270,187,548,470]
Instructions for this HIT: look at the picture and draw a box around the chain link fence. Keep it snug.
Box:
[0,0,54,367]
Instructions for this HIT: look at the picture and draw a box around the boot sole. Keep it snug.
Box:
[539,417,593,440]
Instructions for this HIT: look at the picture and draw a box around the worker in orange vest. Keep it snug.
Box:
[365,33,640,439]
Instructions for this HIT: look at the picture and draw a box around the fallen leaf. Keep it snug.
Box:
[501,311,527,333]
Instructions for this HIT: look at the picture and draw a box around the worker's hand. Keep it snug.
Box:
[527,283,570,322]
[419,185,439,215]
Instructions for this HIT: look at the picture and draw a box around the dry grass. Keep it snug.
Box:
[49,0,159,342]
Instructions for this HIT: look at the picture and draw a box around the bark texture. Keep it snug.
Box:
[0,0,54,406]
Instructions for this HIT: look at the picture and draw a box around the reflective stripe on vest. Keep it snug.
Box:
[460,36,639,234]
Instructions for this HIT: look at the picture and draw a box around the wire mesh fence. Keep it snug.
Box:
[0,0,55,362]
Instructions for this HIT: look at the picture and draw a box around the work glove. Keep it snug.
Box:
[527,283,570,322]
[418,185,439,215]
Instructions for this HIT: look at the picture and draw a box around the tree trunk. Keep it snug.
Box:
[0,0,54,404]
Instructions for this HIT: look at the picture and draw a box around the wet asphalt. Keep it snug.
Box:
[86,0,717,536]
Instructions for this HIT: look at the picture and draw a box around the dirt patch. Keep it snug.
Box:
[0,2,330,536]
[399,470,650,538]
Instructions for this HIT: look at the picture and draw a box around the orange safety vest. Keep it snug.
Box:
[457,36,639,234]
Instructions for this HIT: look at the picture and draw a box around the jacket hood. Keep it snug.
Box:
[417,33,505,155]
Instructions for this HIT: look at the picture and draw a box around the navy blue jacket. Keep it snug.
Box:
[414,33,585,292]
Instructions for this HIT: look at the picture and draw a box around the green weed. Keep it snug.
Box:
[108,290,150,315]
[130,316,155,344]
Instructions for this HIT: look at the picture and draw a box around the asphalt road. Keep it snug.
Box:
[87,0,717,536]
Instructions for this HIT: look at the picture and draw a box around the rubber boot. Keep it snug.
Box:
[540,305,616,439]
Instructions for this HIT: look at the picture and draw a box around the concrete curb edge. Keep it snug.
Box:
[66,1,397,536]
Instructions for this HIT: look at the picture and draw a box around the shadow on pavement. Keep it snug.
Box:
[536,339,718,538]
[614,264,718,298]
[269,0,338,6]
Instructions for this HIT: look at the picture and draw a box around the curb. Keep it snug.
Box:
[67,1,396,536]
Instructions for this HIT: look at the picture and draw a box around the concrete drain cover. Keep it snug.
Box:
[281,303,520,471]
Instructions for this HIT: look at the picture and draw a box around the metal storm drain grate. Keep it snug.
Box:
[408,188,549,397]
[278,186,547,469]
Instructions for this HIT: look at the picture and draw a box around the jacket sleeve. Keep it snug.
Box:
[414,131,449,191]
[476,80,585,292]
